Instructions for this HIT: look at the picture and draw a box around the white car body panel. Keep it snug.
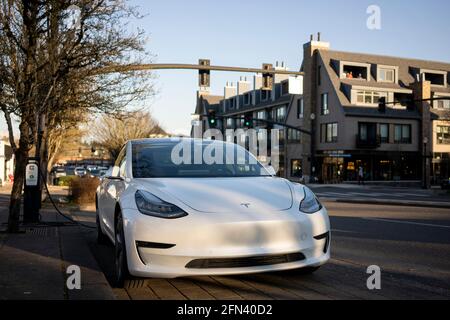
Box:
[96,139,331,279]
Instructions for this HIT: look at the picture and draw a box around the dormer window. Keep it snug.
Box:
[340,62,370,81]
[228,98,236,109]
[376,65,398,83]
[424,72,445,86]
[261,89,270,101]
[244,93,251,106]
[420,69,447,87]
[379,68,395,82]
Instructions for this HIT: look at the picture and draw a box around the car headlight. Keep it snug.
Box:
[135,190,188,219]
[299,187,323,214]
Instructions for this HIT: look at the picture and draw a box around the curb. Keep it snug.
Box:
[320,198,450,209]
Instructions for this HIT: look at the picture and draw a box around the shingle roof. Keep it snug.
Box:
[203,95,223,105]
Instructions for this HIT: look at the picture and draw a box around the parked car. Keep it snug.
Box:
[87,165,98,172]
[96,138,331,287]
[65,166,76,176]
[88,169,102,178]
[51,166,67,185]
[74,167,87,177]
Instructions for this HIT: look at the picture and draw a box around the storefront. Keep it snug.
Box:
[432,153,450,184]
[317,151,421,183]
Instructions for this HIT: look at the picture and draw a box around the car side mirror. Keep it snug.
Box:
[265,166,276,176]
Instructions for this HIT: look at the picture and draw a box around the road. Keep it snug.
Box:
[82,201,450,300]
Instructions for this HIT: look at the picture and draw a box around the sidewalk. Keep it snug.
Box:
[0,187,115,300]
[309,183,450,209]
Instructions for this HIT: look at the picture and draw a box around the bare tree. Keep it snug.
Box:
[90,111,166,159]
[0,0,154,232]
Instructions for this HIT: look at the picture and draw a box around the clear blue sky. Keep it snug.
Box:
[2,0,450,136]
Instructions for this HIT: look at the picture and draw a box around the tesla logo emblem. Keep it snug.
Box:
[241,203,251,208]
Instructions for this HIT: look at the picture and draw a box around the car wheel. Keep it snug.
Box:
[114,213,131,288]
[96,210,109,245]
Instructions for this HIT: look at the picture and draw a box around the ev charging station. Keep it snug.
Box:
[23,157,41,223]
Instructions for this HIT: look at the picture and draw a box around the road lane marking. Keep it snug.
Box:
[362,217,450,229]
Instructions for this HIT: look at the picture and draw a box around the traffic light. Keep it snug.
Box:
[378,97,386,113]
[208,110,217,128]
[262,63,274,91]
[199,59,211,87]
[244,114,253,128]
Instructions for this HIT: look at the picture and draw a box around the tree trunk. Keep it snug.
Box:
[7,147,28,233]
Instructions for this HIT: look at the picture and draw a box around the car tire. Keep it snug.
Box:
[114,213,132,288]
[96,210,109,245]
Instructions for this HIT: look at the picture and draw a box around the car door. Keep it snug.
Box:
[101,146,127,236]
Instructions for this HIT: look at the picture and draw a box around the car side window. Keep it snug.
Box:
[119,156,127,178]
[113,146,126,177]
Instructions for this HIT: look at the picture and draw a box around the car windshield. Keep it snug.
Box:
[132,140,271,178]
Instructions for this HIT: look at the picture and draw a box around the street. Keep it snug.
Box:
[81,201,450,300]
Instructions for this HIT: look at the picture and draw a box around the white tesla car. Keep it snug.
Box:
[96,138,330,287]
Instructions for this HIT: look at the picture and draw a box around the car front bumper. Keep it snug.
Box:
[122,207,331,278]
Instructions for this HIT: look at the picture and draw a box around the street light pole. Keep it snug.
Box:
[423,137,431,190]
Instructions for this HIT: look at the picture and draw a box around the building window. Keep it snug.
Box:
[359,124,368,141]
[228,98,236,109]
[380,123,389,143]
[435,98,450,110]
[321,93,329,115]
[226,118,234,128]
[256,110,266,120]
[356,91,386,105]
[297,98,304,119]
[321,123,338,143]
[291,159,303,178]
[424,72,445,86]
[244,93,251,106]
[437,126,450,144]
[379,68,395,82]
[273,106,286,122]
[281,81,289,95]
[394,124,412,144]
[261,90,270,101]
[342,64,368,80]
[287,129,301,143]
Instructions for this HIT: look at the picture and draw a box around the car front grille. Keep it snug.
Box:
[185,252,306,269]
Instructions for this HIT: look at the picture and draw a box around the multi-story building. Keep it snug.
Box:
[192,67,306,182]
[192,35,450,186]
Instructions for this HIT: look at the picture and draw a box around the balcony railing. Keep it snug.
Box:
[356,135,381,149]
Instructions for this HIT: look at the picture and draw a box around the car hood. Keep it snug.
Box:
[133,177,294,213]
